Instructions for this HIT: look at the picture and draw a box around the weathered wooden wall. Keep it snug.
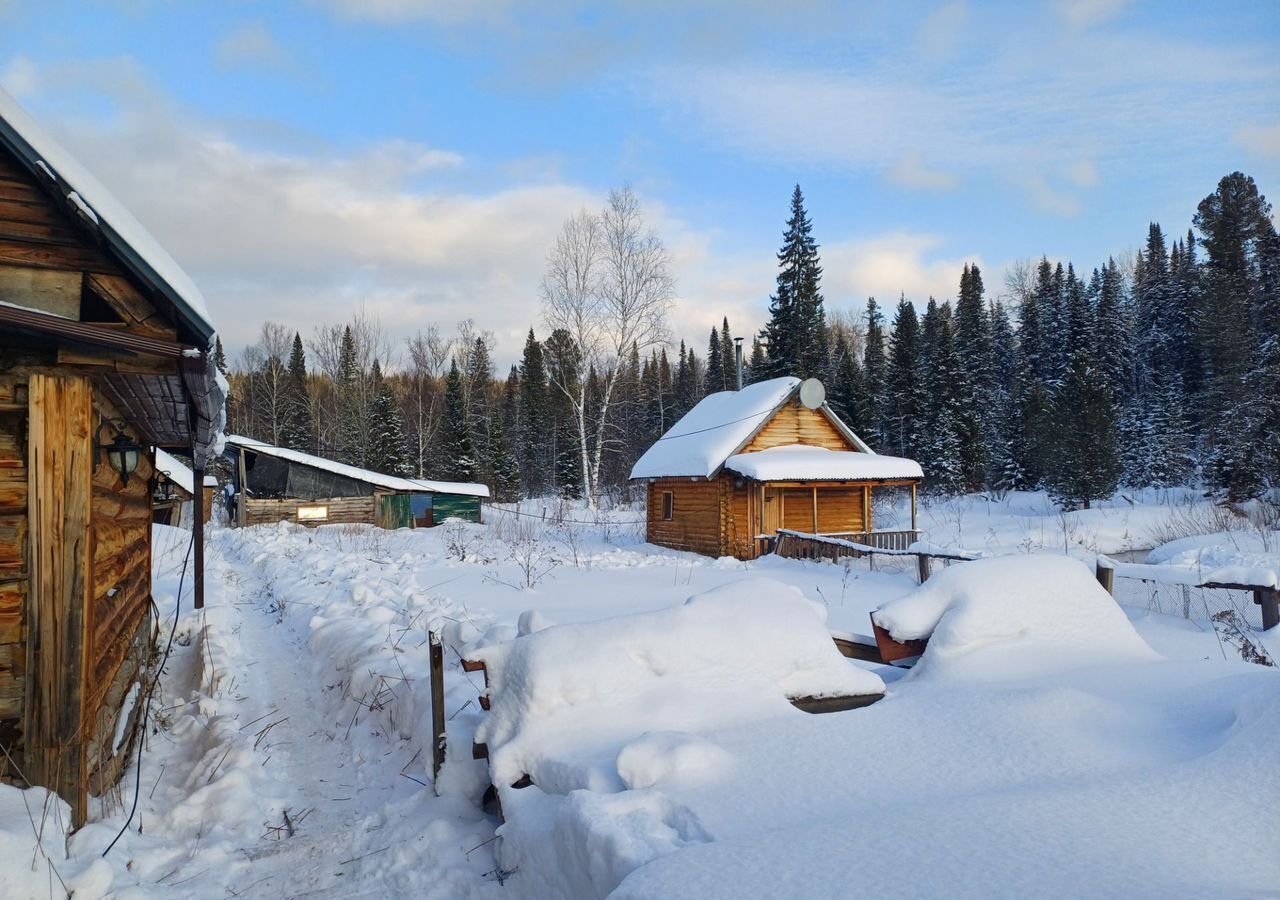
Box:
[25,373,93,822]
[742,400,853,453]
[645,478,726,556]
[84,401,153,784]
[0,377,27,776]
[243,495,376,527]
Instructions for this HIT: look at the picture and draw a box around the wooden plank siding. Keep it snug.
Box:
[25,373,93,823]
[741,399,854,454]
[0,395,27,729]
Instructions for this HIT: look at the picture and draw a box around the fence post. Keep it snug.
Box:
[1256,588,1279,631]
[429,631,447,791]
[1095,556,1115,596]
[916,553,931,584]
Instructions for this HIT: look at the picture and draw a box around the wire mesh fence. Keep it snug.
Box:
[1110,576,1264,630]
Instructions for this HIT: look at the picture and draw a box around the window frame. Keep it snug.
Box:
[661,490,674,521]
[296,503,330,523]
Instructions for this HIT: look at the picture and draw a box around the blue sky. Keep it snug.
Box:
[2,0,1278,364]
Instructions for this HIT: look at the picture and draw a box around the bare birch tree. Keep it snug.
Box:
[405,325,453,477]
[542,187,673,504]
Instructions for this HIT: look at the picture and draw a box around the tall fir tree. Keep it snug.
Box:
[336,325,364,465]
[518,329,550,498]
[826,332,870,437]
[862,298,888,448]
[437,360,475,483]
[1047,348,1122,509]
[885,296,924,460]
[705,327,724,395]
[761,185,828,379]
[719,318,735,390]
[367,362,413,478]
[280,332,313,452]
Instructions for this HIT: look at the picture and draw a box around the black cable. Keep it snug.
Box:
[102,529,193,858]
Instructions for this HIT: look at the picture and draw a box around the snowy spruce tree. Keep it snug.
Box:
[518,329,550,497]
[367,362,413,478]
[826,331,870,438]
[438,360,475,483]
[761,186,828,379]
[280,331,313,452]
[862,298,888,448]
[885,297,924,460]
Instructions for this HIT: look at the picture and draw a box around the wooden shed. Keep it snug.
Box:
[224,435,488,528]
[630,377,923,560]
[0,89,224,823]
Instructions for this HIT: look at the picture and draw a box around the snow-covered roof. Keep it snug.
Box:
[724,445,923,482]
[0,87,215,342]
[628,376,901,481]
[225,435,489,497]
[409,478,490,498]
[154,447,195,495]
[629,377,800,479]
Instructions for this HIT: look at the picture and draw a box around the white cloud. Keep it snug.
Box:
[645,24,1277,217]
[888,152,959,192]
[1055,0,1129,31]
[215,21,295,72]
[0,55,38,98]
[916,1,970,60]
[1235,123,1280,161]
[824,232,975,307]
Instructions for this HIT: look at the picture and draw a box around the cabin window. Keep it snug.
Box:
[296,503,329,523]
[662,491,674,520]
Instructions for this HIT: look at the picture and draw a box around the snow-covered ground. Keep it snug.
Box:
[2,489,1277,898]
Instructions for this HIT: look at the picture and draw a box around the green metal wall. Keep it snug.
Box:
[431,493,482,524]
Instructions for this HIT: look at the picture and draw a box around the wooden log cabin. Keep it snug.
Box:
[0,89,224,824]
[224,435,489,528]
[630,377,923,559]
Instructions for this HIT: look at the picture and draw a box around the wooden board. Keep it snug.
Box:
[0,266,81,319]
[243,495,376,527]
[24,373,93,825]
[741,399,856,454]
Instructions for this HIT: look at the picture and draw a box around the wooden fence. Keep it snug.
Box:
[1095,557,1279,631]
[774,529,975,582]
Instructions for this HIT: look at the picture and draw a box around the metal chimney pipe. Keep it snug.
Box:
[734,336,744,390]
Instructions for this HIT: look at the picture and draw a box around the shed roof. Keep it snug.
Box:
[225,435,490,497]
[154,447,195,495]
[0,87,215,343]
[629,376,899,481]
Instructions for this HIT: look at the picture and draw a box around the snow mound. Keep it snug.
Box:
[616,731,735,791]
[873,554,1157,678]
[473,579,882,787]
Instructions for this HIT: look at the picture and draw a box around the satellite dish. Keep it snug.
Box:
[798,378,826,410]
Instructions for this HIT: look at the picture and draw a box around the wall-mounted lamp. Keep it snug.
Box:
[95,421,144,486]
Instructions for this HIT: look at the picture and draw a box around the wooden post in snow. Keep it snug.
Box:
[1095,556,1115,596]
[916,553,931,584]
[1256,588,1279,631]
[429,631,447,789]
[192,462,205,610]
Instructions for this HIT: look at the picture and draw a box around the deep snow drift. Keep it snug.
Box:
[1,490,1276,899]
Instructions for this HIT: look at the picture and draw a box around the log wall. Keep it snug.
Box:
[85,403,153,750]
[0,377,26,775]
[645,479,726,556]
[243,495,377,527]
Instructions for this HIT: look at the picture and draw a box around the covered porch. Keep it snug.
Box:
[743,478,921,558]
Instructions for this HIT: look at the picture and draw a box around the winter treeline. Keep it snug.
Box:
[223,172,1279,509]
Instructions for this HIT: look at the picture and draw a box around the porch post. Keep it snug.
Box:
[911,483,918,532]
[192,459,205,610]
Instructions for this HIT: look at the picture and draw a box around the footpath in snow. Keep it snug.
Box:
[2,490,1278,899]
